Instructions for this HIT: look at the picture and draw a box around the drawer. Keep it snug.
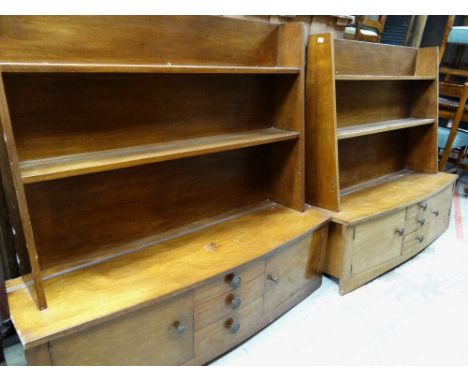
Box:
[193,258,264,305]
[263,228,324,314]
[350,209,406,276]
[405,210,429,234]
[406,200,430,220]
[194,297,263,361]
[49,292,194,365]
[402,224,430,257]
[194,275,264,330]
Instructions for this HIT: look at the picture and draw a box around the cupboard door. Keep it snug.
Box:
[427,186,453,240]
[350,210,406,276]
[49,292,194,365]
[263,228,324,314]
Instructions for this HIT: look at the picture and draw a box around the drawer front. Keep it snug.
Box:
[194,297,263,361]
[263,228,324,314]
[405,209,429,234]
[406,200,429,220]
[50,292,194,366]
[351,209,406,276]
[402,224,431,257]
[193,258,264,305]
[194,275,264,330]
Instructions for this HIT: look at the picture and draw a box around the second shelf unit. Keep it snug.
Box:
[306,34,439,212]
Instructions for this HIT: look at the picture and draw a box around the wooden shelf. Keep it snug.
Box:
[0,62,301,74]
[333,172,457,224]
[6,202,329,348]
[336,118,435,140]
[335,75,436,81]
[21,128,299,184]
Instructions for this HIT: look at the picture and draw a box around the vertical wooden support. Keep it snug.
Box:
[271,22,307,212]
[305,33,340,211]
[0,74,47,310]
[407,47,439,174]
[25,343,52,366]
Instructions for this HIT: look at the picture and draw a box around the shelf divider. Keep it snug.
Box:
[21,127,299,184]
[336,118,435,140]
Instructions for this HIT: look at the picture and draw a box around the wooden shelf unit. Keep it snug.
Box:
[306,34,457,294]
[0,17,330,365]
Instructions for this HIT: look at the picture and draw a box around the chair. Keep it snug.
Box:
[438,82,468,173]
[439,16,468,80]
[343,16,386,43]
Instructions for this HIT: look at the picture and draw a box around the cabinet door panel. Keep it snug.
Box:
[351,210,406,276]
[50,292,194,366]
[263,228,324,314]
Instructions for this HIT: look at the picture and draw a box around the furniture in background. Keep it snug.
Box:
[225,15,353,38]
[439,16,468,80]
[438,82,468,173]
[0,16,330,365]
[343,16,387,43]
[0,258,7,364]
[306,34,457,294]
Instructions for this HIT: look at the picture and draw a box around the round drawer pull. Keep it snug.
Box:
[395,228,405,236]
[432,210,439,217]
[227,294,241,310]
[228,273,242,289]
[229,322,240,334]
[269,275,280,284]
[418,202,428,211]
[416,235,424,243]
[417,218,426,226]
[174,321,185,334]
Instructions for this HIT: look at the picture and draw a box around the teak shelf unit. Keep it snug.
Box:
[0,17,330,365]
[306,34,457,294]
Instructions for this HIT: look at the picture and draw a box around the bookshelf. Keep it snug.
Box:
[305,34,457,294]
[1,17,330,365]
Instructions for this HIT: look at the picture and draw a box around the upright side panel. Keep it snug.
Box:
[407,47,439,173]
[305,33,340,211]
[0,74,46,309]
[271,22,307,212]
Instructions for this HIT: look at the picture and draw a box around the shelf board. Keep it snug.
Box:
[336,118,435,140]
[6,202,330,348]
[0,62,301,74]
[335,74,436,81]
[20,128,299,184]
[333,172,457,224]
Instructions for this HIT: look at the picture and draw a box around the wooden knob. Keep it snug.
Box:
[269,275,280,284]
[228,273,241,289]
[227,294,241,310]
[174,321,185,334]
